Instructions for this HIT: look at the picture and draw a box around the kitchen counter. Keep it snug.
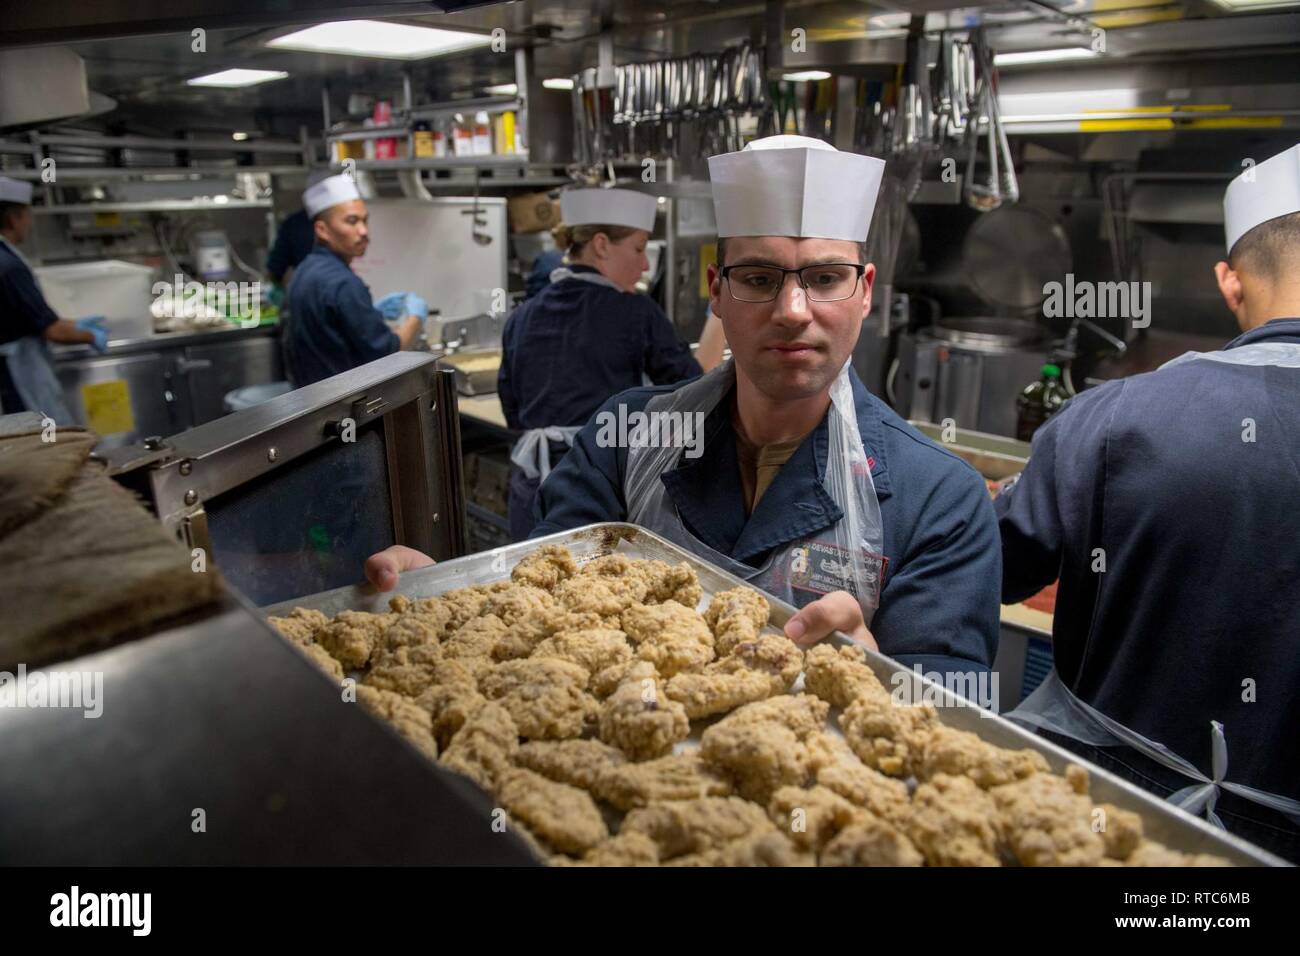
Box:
[51,320,278,359]
[457,391,511,431]
[50,321,284,446]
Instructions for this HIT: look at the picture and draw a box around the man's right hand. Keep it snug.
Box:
[364,545,435,591]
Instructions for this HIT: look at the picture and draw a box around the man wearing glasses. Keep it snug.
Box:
[367,136,999,681]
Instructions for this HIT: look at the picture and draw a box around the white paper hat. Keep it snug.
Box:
[303,173,362,218]
[560,188,657,231]
[708,134,885,241]
[0,176,34,205]
[1225,143,1300,252]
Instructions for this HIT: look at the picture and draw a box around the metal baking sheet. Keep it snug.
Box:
[437,349,501,396]
[908,420,1030,481]
[263,521,1285,866]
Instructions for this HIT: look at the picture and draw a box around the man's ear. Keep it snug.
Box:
[860,262,877,320]
[313,216,329,244]
[1214,260,1244,316]
[707,261,722,317]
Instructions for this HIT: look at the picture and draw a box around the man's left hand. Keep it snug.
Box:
[783,590,878,651]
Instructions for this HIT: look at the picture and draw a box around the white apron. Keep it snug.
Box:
[624,358,888,624]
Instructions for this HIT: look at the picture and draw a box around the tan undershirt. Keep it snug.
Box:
[732,403,806,515]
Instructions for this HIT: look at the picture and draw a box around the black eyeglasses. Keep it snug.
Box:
[720,262,866,303]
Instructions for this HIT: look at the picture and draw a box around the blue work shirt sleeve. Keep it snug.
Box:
[3,264,59,338]
[337,279,400,362]
[498,312,520,428]
[995,384,1118,605]
[641,302,702,385]
[873,464,1001,676]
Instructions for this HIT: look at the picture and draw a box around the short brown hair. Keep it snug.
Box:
[552,222,639,257]
[0,201,26,230]
[716,237,868,266]
[1228,210,1300,278]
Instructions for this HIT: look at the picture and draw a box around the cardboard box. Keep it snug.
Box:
[508,191,560,234]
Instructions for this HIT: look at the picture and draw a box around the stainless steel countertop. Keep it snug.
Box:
[51,321,279,361]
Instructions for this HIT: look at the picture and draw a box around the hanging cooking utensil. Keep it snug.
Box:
[963,31,1018,211]
[463,168,492,245]
[964,31,999,211]
[988,64,1019,203]
[899,28,934,152]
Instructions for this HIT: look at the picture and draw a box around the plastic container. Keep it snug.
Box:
[33,259,156,339]
[452,115,473,157]
[472,111,492,155]
[413,122,434,158]
[192,230,231,279]
[223,381,293,413]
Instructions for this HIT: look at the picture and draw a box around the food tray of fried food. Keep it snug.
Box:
[262,523,1283,867]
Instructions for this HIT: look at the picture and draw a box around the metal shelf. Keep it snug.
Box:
[3,165,308,181]
[330,154,530,172]
[326,125,411,142]
[408,97,523,120]
[422,176,567,189]
[31,132,304,154]
[35,199,272,215]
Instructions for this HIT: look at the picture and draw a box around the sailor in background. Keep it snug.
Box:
[497,187,700,540]
[997,142,1300,861]
[0,176,108,423]
[283,174,425,386]
[265,168,332,304]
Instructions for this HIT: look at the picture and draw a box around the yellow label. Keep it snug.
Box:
[1186,117,1283,129]
[699,243,717,299]
[80,379,134,435]
[1079,118,1174,132]
[501,111,516,155]
[93,212,121,228]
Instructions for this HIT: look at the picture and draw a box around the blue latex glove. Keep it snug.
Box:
[76,315,109,353]
[374,292,406,321]
[403,293,428,321]
[266,284,286,309]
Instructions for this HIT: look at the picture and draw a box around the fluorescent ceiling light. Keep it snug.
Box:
[231,131,249,141]
[782,71,832,82]
[188,69,288,88]
[267,20,492,60]
[542,77,574,91]
[485,83,518,96]
[994,48,1099,66]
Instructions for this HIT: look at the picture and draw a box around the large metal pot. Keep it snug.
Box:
[893,316,1051,439]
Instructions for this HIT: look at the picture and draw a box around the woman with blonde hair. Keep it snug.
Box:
[498,187,700,539]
